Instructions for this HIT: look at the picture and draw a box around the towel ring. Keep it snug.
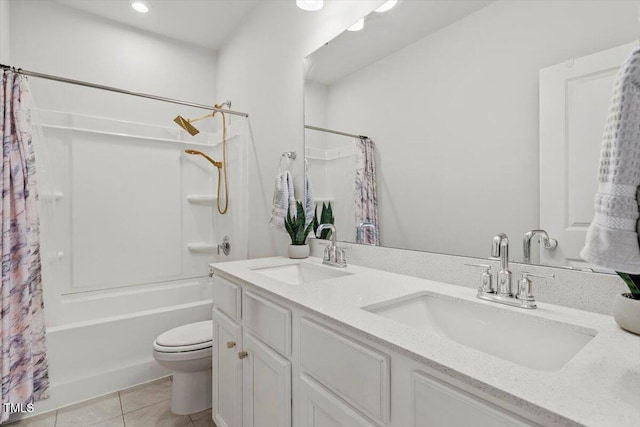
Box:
[280,151,296,172]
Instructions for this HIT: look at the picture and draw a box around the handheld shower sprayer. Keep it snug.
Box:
[184,149,222,169]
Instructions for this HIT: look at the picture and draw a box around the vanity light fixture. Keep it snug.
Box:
[296,0,323,12]
[347,18,365,32]
[375,0,398,13]
[131,1,149,13]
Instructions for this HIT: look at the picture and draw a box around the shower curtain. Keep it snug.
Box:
[0,70,49,422]
[355,137,379,245]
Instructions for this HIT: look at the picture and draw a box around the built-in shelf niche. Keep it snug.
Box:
[305,145,354,161]
[186,194,218,205]
[187,243,218,253]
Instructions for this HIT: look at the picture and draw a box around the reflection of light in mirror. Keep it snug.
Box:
[375,0,397,13]
[347,18,364,32]
[296,0,323,12]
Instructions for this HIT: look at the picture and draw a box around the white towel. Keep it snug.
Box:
[581,47,640,273]
[268,171,296,230]
[304,173,314,227]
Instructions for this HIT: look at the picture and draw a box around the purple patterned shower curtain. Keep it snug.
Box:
[355,137,379,245]
[0,71,49,423]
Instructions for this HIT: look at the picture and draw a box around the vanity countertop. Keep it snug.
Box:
[210,256,640,427]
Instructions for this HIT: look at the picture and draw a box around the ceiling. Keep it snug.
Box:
[54,0,261,51]
[306,0,494,85]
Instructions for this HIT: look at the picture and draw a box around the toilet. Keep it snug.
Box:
[152,320,213,415]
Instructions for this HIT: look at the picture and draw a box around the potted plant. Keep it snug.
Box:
[284,201,314,259]
[614,273,640,335]
[312,202,334,240]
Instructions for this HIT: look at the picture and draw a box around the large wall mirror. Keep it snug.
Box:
[304,0,638,271]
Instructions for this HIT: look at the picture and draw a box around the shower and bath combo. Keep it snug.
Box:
[175,100,232,214]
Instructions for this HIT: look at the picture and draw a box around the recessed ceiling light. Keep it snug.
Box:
[296,0,323,12]
[375,0,397,13]
[347,18,364,32]
[131,1,149,13]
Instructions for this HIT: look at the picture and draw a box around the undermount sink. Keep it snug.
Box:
[251,262,352,285]
[364,292,597,371]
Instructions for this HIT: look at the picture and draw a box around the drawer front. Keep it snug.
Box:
[299,318,390,424]
[242,291,291,356]
[413,371,534,427]
[212,274,242,321]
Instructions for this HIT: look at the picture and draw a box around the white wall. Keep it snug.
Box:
[9,0,217,124]
[0,0,9,63]
[322,0,638,260]
[216,0,384,258]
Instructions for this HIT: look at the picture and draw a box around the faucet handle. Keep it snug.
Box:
[517,271,555,307]
[336,248,347,266]
[465,263,493,294]
[323,245,331,262]
[465,263,491,269]
[520,272,555,280]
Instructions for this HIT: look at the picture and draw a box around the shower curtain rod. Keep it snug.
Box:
[0,63,249,118]
[305,125,367,139]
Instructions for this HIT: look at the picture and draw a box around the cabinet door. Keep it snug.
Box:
[242,330,291,427]
[298,374,377,427]
[213,308,243,427]
[413,371,534,427]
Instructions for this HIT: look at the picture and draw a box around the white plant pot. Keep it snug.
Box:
[613,293,640,335]
[288,244,309,259]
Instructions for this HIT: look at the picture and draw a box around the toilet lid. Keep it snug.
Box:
[156,320,213,347]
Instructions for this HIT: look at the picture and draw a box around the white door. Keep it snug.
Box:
[539,42,637,270]
[213,308,243,427]
[242,331,291,427]
[298,374,376,427]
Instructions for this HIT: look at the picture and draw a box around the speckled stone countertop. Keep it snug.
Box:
[210,256,640,427]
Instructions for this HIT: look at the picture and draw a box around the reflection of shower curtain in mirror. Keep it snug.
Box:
[0,71,50,421]
[355,137,379,245]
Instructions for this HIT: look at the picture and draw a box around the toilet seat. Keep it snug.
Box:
[153,320,213,353]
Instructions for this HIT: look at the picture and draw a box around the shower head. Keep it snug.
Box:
[174,115,200,136]
[174,101,231,136]
[184,149,222,169]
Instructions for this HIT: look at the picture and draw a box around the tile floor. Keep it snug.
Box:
[7,377,216,427]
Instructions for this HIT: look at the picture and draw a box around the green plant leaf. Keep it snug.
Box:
[284,201,310,245]
[312,204,319,235]
[318,202,335,239]
[617,272,640,298]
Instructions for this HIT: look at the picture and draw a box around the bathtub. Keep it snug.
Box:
[35,278,213,413]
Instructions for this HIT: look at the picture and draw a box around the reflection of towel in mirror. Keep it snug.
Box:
[268,171,296,230]
[304,174,314,227]
[581,47,640,273]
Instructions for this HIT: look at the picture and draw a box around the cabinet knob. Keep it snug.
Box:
[226,341,236,349]
[238,351,248,359]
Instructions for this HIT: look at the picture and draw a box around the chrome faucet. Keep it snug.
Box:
[491,233,512,297]
[356,222,378,245]
[467,233,555,309]
[316,224,346,268]
[523,230,557,263]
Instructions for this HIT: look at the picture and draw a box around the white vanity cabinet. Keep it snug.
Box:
[211,275,292,427]
[212,272,543,427]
